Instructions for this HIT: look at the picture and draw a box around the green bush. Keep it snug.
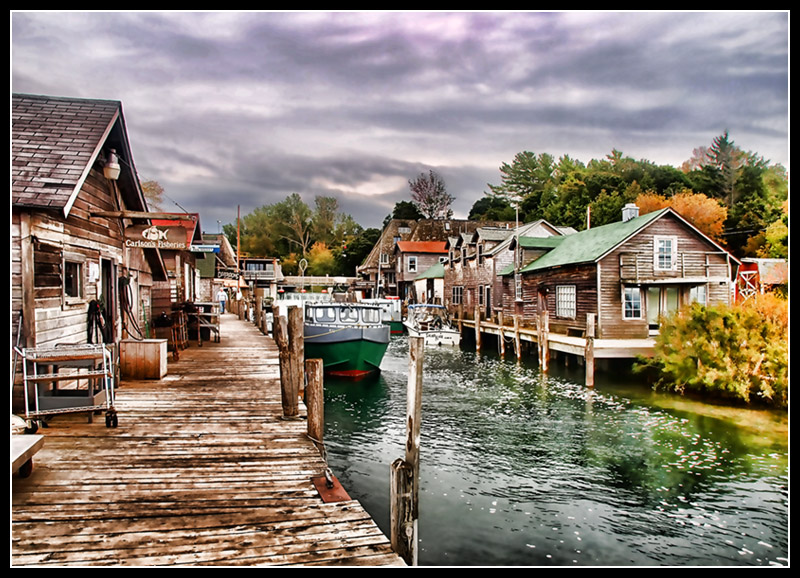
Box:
[638,294,788,408]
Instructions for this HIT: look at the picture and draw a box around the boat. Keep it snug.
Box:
[303,302,390,378]
[403,304,461,346]
[361,297,404,334]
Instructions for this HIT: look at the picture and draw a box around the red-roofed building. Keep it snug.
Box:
[394,240,448,300]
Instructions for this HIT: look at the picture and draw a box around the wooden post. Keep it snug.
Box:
[274,310,297,418]
[585,313,595,387]
[305,358,324,448]
[288,305,305,401]
[498,311,505,357]
[538,311,549,373]
[390,335,423,566]
[474,305,481,352]
[513,314,521,359]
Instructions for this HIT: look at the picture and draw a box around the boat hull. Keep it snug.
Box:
[304,324,390,377]
[403,323,461,346]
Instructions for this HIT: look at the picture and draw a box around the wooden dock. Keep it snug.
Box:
[11,314,405,567]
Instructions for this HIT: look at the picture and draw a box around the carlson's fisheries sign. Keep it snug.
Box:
[124,224,189,250]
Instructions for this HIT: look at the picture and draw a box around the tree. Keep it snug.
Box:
[487,151,557,219]
[307,242,337,276]
[312,196,339,246]
[706,130,741,206]
[141,179,165,211]
[635,189,727,242]
[275,193,314,257]
[409,170,454,219]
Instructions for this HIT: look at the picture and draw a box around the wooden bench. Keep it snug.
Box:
[12,435,44,478]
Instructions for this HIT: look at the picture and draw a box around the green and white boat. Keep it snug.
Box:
[304,302,390,378]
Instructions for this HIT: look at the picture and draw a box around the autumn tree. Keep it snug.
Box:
[635,189,727,242]
[141,179,165,211]
[409,170,454,219]
[307,242,337,276]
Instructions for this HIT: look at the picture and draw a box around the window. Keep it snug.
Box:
[62,254,85,303]
[380,253,389,265]
[624,287,643,319]
[340,307,359,323]
[452,286,463,305]
[407,256,418,273]
[555,285,576,319]
[654,236,678,271]
[362,308,380,324]
[690,285,707,305]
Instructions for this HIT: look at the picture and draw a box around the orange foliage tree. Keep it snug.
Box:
[635,189,727,241]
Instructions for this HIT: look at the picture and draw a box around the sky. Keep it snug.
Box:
[11,11,789,232]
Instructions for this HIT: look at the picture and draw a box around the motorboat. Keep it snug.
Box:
[303,302,390,378]
[403,304,461,346]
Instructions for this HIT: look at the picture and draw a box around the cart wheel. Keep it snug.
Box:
[18,459,34,478]
[105,412,118,428]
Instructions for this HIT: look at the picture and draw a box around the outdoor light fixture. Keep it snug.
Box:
[103,148,121,180]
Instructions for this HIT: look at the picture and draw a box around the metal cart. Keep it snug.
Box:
[16,344,118,431]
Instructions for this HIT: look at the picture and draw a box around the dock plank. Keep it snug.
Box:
[12,314,404,567]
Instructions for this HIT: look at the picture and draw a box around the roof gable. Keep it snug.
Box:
[396,241,448,254]
[12,93,145,217]
[519,209,668,273]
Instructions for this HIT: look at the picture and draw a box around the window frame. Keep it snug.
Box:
[555,285,577,319]
[62,253,86,306]
[623,286,643,319]
[407,255,418,273]
[654,235,678,271]
[452,285,463,305]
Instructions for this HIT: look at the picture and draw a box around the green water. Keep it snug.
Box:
[322,336,789,567]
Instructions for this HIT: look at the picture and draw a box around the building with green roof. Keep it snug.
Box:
[498,206,738,342]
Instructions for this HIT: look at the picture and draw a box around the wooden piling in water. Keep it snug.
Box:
[498,312,506,357]
[585,313,595,387]
[390,335,423,566]
[474,305,481,352]
[538,311,549,372]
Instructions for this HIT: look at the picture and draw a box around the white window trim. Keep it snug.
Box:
[654,235,678,271]
[555,285,577,319]
[407,255,418,273]
[623,286,643,319]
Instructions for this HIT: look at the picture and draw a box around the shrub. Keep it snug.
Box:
[638,293,788,408]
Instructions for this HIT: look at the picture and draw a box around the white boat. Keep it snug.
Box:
[361,297,404,334]
[403,304,461,346]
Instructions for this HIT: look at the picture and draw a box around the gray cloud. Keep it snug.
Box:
[11,11,788,231]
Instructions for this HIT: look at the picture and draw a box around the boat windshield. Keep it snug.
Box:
[307,305,382,325]
[409,305,450,324]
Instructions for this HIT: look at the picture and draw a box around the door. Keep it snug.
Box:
[647,286,680,334]
[100,258,117,343]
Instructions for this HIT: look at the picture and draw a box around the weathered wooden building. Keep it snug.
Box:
[443,220,572,321]
[500,205,738,340]
[148,215,204,318]
[394,241,448,300]
[355,218,514,299]
[11,93,167,408]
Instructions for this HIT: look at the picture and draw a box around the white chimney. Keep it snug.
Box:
[622,203,639,222]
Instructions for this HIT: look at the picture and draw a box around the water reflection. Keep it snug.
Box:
[322,336,788,567]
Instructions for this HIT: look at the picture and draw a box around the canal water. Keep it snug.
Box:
[321,335,789,567]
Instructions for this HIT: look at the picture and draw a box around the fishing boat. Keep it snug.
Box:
[403,304,461,346]
[304,302,390,378]
[361,296,404,334]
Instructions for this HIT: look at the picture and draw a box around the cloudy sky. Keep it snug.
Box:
[11,11,789,232]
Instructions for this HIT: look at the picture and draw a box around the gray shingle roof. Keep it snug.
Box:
[12,93,121,211]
